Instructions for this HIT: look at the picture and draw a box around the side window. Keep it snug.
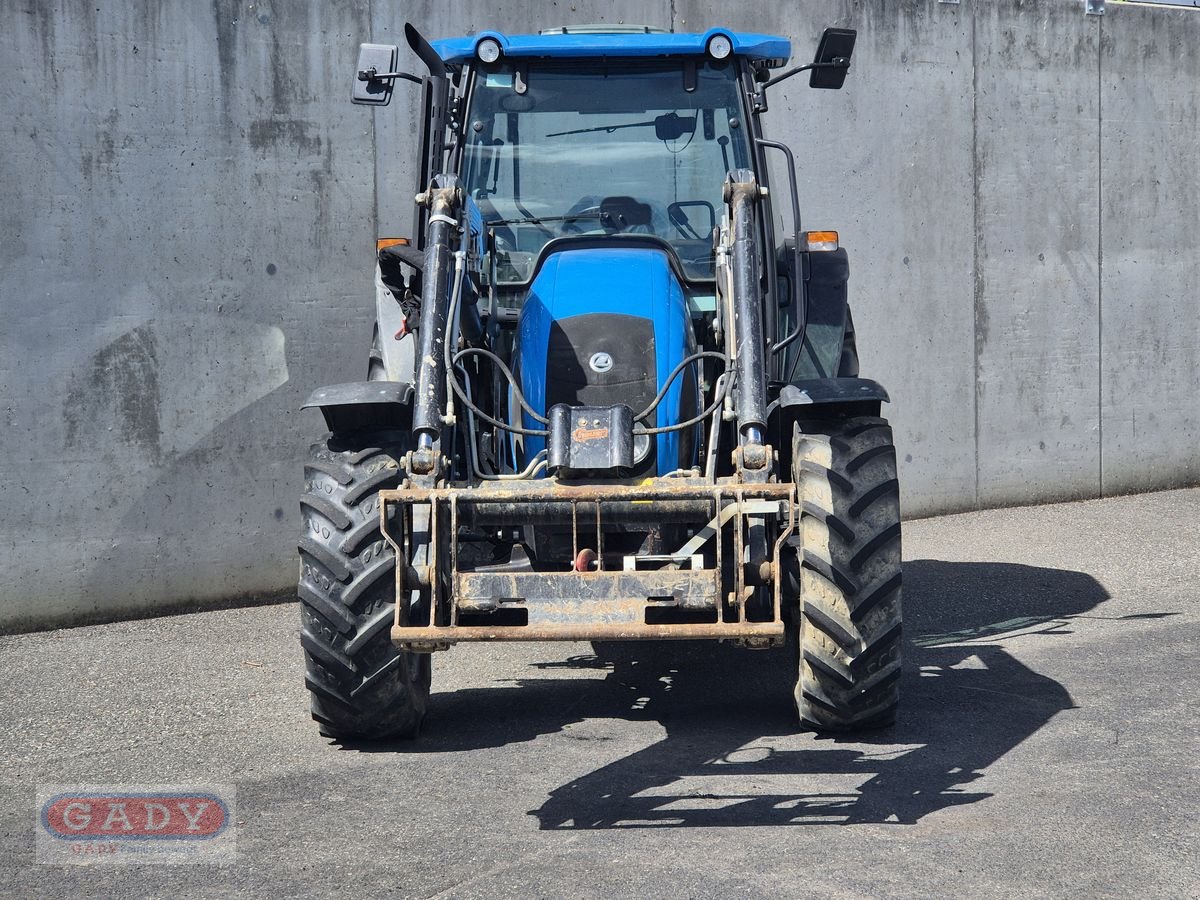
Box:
[763,145,799,358]
[764,148,797,254]
[465,114,511,206]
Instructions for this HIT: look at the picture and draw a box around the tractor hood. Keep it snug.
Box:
[515,243,696,475]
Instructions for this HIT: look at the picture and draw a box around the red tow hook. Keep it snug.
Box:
[573,548,598,572]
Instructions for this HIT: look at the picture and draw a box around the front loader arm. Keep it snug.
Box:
[718,169,773,479]
[409,176,461,476]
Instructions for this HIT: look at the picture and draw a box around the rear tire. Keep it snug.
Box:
[790,416,902,731]
[298,433,430,740]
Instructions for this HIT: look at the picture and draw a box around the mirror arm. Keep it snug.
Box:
[764,58,849,90]
[357,68,423,85]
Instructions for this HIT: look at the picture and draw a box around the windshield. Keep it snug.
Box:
[462,59,751,283]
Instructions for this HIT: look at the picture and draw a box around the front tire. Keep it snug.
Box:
[790,416,903,731]
[298,433,430,740]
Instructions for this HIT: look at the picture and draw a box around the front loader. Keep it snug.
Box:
[298,23,902,740]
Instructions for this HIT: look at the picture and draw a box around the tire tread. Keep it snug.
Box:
[297,434,428,741]
[791,416,903,732]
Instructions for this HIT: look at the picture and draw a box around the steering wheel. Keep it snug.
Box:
[562,195,667,236]
[561,196,605,235]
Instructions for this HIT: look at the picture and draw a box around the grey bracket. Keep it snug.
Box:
[1086,0,1105,15]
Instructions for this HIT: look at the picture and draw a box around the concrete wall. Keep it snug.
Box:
[0,2,378,631]
[1,0,1196,631]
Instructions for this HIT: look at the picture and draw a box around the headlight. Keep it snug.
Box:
[707,34,733,60]
[477,38,502,63]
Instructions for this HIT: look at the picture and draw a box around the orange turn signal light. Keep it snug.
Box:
[376,237,410,250]
[803,231,839,252]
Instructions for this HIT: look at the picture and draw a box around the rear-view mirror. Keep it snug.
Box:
[809,28,856,90]
[352,43,399,105]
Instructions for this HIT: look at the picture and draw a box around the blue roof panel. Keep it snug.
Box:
[431,29,791,65]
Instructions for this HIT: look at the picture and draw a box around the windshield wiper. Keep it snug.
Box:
[545,120,658,138]
[548,112,696,141]
[487,213,601,226]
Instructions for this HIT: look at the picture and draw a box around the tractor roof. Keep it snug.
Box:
[431,28,791,65]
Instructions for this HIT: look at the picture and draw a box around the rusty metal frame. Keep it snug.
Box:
[380,479,796,649]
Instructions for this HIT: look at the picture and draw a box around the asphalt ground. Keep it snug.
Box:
[1,488,1197,898]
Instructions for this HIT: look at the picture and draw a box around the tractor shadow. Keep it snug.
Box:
[373,560,1169,827]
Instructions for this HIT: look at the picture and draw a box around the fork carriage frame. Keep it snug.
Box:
[380,478,797,651]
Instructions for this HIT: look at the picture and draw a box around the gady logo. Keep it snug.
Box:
[41,792,228,840]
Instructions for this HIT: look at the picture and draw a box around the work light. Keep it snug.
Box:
[476,38,502,63]
[707,34,733,60]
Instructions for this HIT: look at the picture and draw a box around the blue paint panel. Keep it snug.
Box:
[432,29,791,65]
[463,194,485,258]
[517,247,691,475]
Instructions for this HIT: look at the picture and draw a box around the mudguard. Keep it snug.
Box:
[767,376,889,461]
[302,381,413,432]
[772,377,888,410]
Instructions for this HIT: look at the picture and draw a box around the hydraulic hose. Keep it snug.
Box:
[448,347,549,437]
[632,351,728,423]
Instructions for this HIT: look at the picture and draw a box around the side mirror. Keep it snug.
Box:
[352,43,399,105]
[809,28,856,90]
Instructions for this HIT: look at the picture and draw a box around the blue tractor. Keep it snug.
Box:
[299,23,902,740]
